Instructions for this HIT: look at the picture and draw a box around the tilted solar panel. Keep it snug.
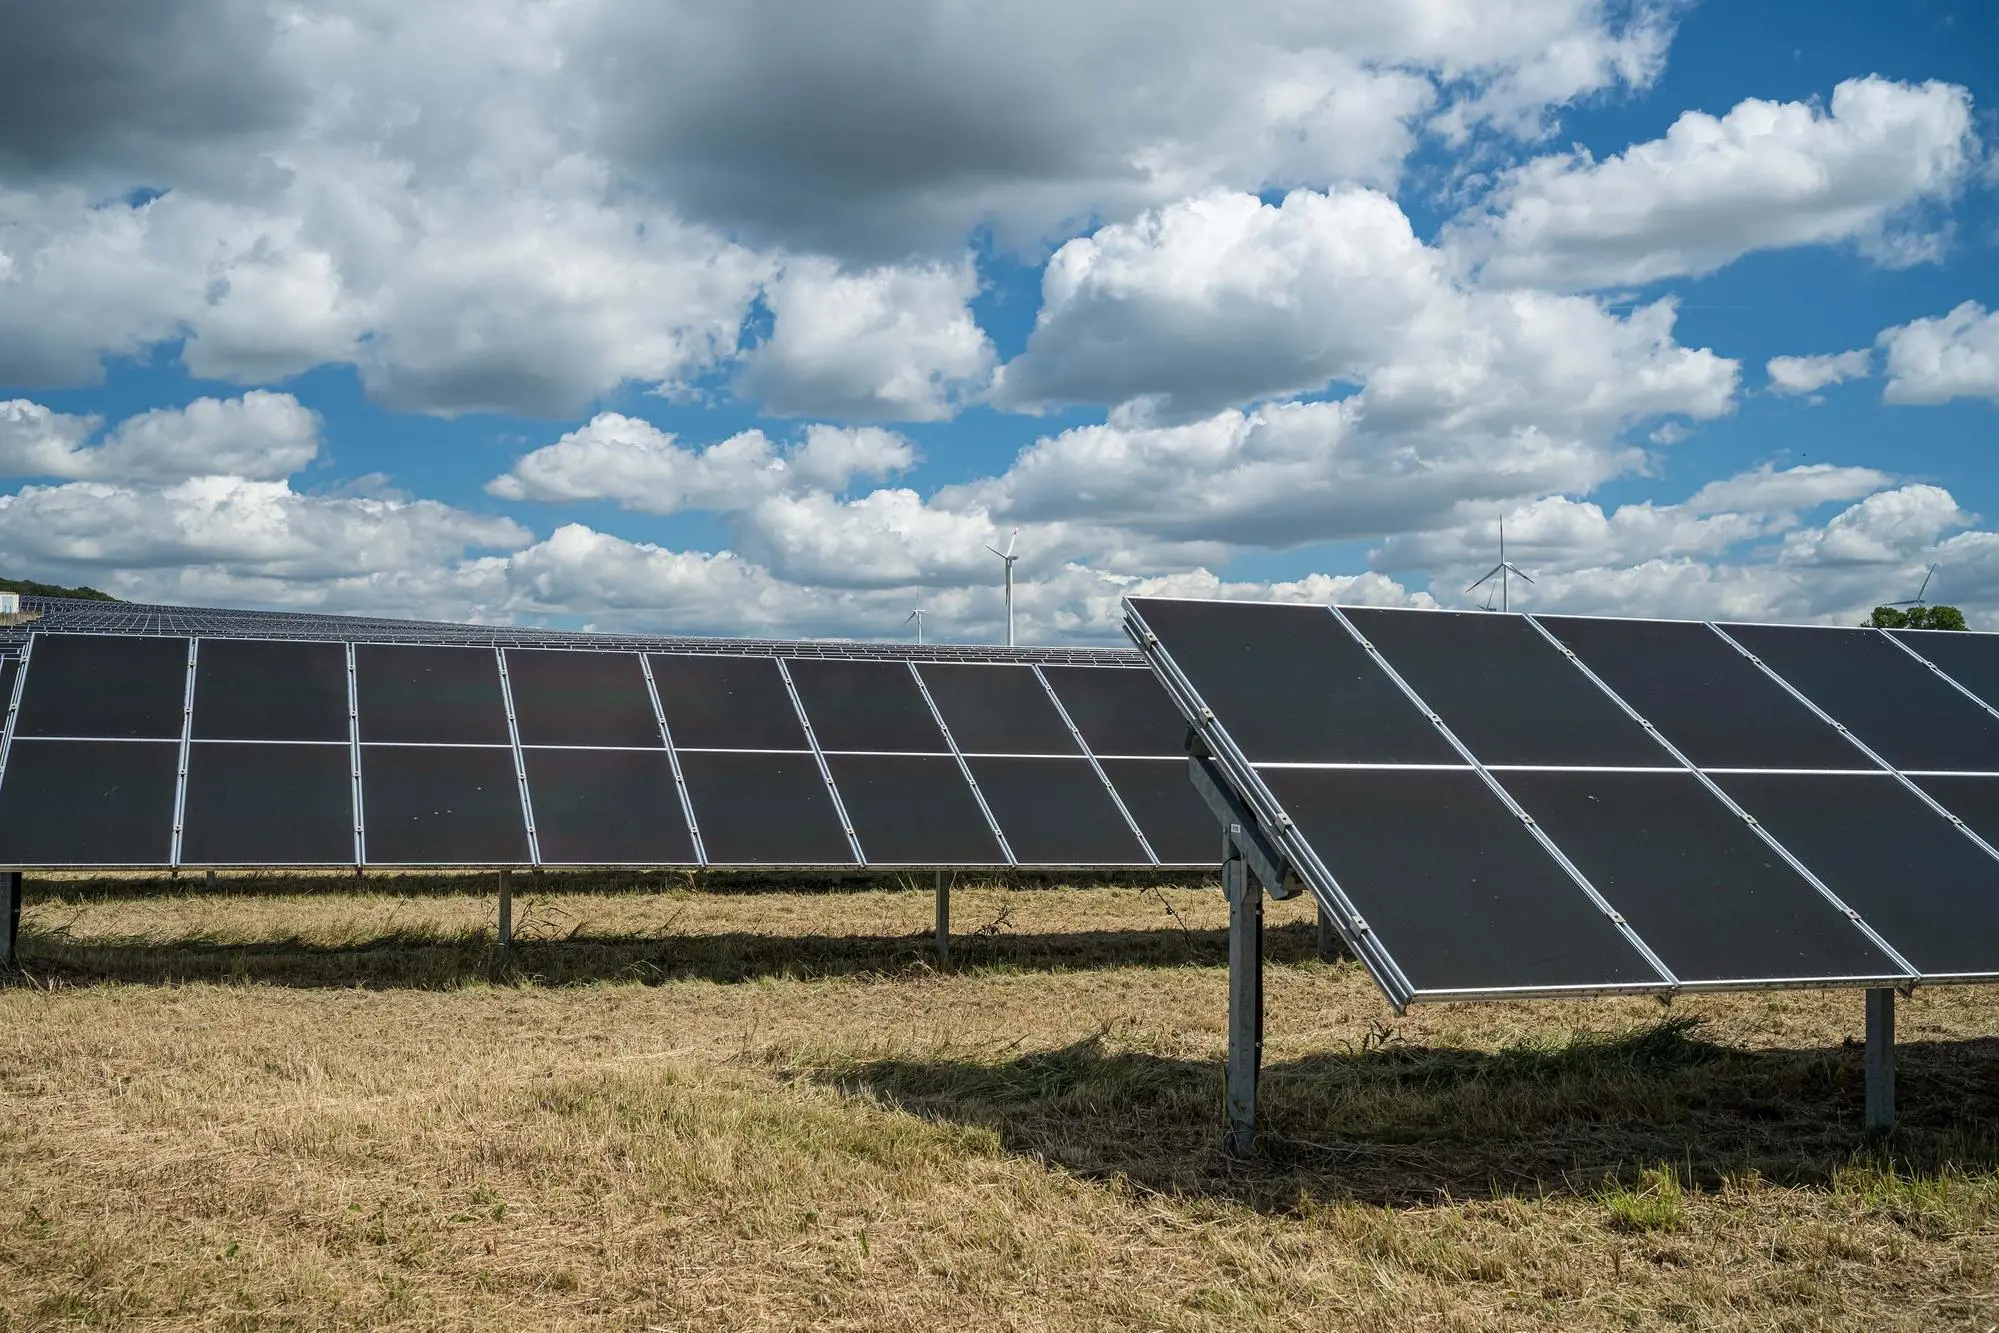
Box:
[1890,628,1999,713]
[1720,623,1999,773]
[1342,608,1662,767]
[1130,597,1999,1008]
[1536,616,1862,770]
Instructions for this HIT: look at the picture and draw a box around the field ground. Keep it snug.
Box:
[3,874,1998,1330]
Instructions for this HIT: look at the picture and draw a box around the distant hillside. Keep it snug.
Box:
[0,576,121,602]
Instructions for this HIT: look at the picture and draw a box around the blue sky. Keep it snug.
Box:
[1,0,1996,641]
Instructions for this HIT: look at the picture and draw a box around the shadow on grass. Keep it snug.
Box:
[9,917,1326,989]
[799,1020,1999,1209]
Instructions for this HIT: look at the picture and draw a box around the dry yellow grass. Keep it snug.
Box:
[3,875,1997,1330]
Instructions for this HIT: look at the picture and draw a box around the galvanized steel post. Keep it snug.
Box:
[498,868,514,949]
[0,871,18,964]
[1316,899,1336,964]
[935,870,950,966]
[1866,988,1895,1132]
[1224,824,1263,1159]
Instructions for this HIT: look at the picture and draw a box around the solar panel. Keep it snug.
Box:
[1497,771,1901,985]
[1095,758,1225,865]
[12,633,188,739]
[360,745,531,864]
[1714,773,1999,979]
[520,748,695,865]
[1265,766,1667,992]
[1537,616,1862,770]
[505,649,663,748]
[1889,629,1999,714]
[1040,666,1190,756]
[965,757,1149,864]
[1343,609,1664,767]
[824,753,1007,864]
[0,625,1210,869]
[1133,600,1458,764]
[1720,624,1999,772]
[180,742,356,865]
[0,739,180,865]
[1,657,21,722]
[649,654,809,750]
[915,664,1078,755]
[674,750,856,865]
[192,639,349,743]
[356,644,511,745]
[1128,596,1959,1006]
[1908,775,1999,848]
[784,658,950,753]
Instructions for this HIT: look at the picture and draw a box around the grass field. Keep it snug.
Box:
[4,874,1998,1330]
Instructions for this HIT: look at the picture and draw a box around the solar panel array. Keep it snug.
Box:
[0,596,1137,663]
[0,633,1211,869]
[1130,598,1999,1006]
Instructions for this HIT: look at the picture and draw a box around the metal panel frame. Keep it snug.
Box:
[495,647,542,868]
[168,638,199,867]
[346,642,364,866]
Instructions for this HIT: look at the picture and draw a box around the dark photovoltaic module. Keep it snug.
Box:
[1130,598,1999,1006]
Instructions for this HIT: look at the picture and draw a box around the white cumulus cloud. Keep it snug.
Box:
[1878,301,1999,405]
[1766,349,1872,396]
[738,257,995,420]
[1449,76,1978,290]
[0,391,320,483]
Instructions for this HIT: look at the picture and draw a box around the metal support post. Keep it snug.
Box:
[1224,826,1264,1159]
[204,869,216,891]
[497,868,513,949]
[1316,899,1336,963]
[0,872,19,965]
[934,871,950,966]
[1866,987,1895,1132]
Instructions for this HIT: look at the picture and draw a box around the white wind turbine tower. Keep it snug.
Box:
[984,526,1021,647]
[904,607,925,646]
[1467,518,1535,613]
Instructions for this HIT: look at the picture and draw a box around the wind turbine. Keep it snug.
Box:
[984,526,1021,646]
[1466,519,1535,613]
[1888,564,1939,610]
[904,608,925,646]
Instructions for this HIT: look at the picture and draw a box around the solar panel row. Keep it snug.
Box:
[0,634,1212,869]
[1129,599,1999,1005]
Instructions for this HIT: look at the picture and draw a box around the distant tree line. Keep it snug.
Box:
[0,576,120,602]
[1867,605,1967,631]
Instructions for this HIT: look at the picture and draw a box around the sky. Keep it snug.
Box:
[1,0,1996,644]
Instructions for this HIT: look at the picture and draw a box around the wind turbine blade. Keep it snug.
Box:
[1004,526,1019,558]
[983,545,1002,558]
[1917,565,1936,601]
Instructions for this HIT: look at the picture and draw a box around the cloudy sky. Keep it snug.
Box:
[1,0,1996,642]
